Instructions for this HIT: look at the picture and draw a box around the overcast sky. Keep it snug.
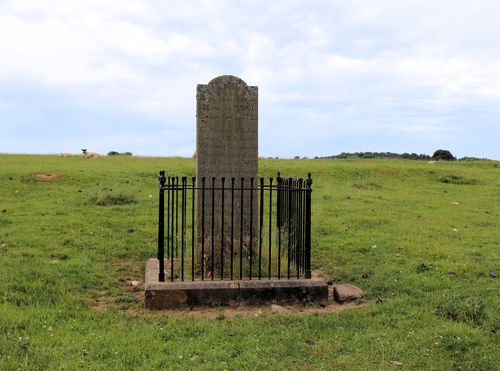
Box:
[1,0,499,159]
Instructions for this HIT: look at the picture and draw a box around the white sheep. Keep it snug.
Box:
[82,149,101,159]
[58,153,74,157]
[427,160,438,165]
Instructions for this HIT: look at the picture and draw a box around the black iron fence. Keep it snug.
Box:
[157,171,312,281]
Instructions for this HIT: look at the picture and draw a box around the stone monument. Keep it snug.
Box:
[144,75,328,308]
[196,75,258,273]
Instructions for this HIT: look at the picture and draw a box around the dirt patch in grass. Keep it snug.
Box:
[33,173,63,181]
[91,292,370,318]
[125,299,370,318]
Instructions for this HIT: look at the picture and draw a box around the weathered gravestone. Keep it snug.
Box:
[196,75,258,273]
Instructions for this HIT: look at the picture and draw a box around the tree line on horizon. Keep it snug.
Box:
[316,149,491,161]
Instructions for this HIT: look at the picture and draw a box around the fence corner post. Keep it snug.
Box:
[158,170,166,282]
[304,173,313,279]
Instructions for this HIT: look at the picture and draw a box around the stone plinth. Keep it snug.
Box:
[145,259,328,309]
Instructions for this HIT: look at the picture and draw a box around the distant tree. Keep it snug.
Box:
[458,156,491,161]
[318,151,435,160]
[432,149,456,161]
[122,152,133,156]
[108,151,120,156]
[294,156,300,159]
[418,154,431,160]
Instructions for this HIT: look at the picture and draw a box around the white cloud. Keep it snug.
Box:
[0,0,499,158]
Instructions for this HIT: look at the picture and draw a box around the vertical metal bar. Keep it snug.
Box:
[305,173,312,279]
[295,178,299,277]
[220,177,225,280]
[166,176,170,260]
[158,171,166,282]
[276,172,281,227]
[268,177,273,279]
[301,178,306,275]
[175,176,179,257]
[201,177,205,281]
[191,176,196,281]
[211,177,215,280]
[287,177,292,279]
[181,177,186,281]
[292,178,296,273]
[283,177,287,229]
[240,177,244,280]
[170,177,175,281]
[297,178,302,278]
[230,177,235,280]
[249,177,254,280]
[259,177,264,280]
[299,179,302,274]
[292,178,295,268]
[277,173,282,279]
[291,178,296,268]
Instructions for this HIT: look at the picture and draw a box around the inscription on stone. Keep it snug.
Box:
[196,75,258,272]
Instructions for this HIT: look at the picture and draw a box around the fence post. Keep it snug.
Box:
[304,173,312,279]
[157,170,166,282]
[276,173,282,279]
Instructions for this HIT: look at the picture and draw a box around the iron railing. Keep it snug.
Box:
[157,172,312,281]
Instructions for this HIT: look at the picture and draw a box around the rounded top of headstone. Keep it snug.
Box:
[207,75,248,88]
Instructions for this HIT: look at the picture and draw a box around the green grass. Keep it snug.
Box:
[0,154,498,370]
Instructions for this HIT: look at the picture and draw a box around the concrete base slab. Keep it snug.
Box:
[145,259,328,309]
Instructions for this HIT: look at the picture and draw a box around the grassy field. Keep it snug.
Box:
[0,154,498,370]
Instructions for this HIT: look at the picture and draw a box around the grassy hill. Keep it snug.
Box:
[0,154,498,369]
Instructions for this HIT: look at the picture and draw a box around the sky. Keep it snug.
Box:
[0,0,499,159]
